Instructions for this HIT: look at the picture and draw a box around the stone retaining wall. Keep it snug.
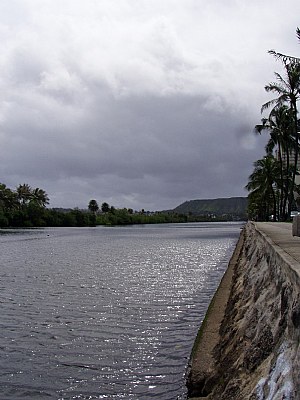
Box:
[186,222,300,399]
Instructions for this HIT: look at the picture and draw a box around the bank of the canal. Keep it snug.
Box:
[187,222,300,399]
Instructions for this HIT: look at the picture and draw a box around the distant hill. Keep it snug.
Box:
[173,197,248,218]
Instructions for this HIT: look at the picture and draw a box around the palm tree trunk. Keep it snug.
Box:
[277,144,285,220]
[288,102,299,218]
[282,148,290,220]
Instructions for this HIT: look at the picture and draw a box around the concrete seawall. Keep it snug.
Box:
[186,222,300,399]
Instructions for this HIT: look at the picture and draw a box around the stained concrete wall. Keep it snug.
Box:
[187,222,300,399]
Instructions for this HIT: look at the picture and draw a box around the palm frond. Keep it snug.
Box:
[265,139,275,155]
[268,49,300,65]
[254,119,269,134]
[255,125,264,135]
[261,97,287,113]
[264,82,286,94]
[261,93,290,113]
[261,99,276,113]
[273,72,288,86]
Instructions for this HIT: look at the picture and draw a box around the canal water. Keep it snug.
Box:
[0,222,242,399]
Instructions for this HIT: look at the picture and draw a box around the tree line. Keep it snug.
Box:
[0,183,191,227]
[0,181,240,228]
[87,199,237,226]
[88,200,188,225]
[246,28,300,221]
[0,183,51,227]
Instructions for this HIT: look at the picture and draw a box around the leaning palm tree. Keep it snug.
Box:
[246,155,280,221]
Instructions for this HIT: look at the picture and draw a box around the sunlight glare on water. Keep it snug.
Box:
[0,222,242,399]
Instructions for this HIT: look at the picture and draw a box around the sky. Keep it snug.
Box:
[0,0,300,211]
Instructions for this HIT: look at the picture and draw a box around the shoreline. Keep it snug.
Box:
[186,226,245,399]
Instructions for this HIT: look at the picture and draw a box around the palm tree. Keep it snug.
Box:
[31,188,49,208]
[261,60,300,217]
[16,183,33,207]
[246,155,280,221]
[255,106,295,219]
[0,183,18,211]
[101,202,110,213]
[88,199,99,214]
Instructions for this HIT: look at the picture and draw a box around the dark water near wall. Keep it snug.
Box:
[0,222,242,399]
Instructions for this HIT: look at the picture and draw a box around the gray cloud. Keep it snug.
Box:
[0,0,299,210]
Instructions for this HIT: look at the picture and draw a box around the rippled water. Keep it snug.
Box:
[0,222,242,399]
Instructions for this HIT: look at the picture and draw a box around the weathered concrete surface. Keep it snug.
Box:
[186,222,300,400]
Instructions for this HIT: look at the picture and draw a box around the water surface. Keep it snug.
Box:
[0,222,242,399]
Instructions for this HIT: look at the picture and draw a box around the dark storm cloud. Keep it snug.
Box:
[2,90,266,209]
[0,0,299,210]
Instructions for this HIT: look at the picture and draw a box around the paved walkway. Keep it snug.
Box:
[255,222,300,274]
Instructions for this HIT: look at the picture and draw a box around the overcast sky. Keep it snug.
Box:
[0,0,300,211]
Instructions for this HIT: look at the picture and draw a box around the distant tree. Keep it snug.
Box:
[61,212,77,227]
[44,209,64,227]
[31,188,49,208]
[101,202,110,213]
[16,184,49,210]
[16,183,32,207]
[0,183,18,211]
[27,202,47,226]
[88,199,99,214]
[72,208,89,227]
[0,209,8,227]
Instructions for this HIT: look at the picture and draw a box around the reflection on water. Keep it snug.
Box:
[0,223,242,399]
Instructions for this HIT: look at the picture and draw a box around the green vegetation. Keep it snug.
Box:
[246,28,300,221]
[0,183,192,227]
[0,182,240,228]
[173,197,247,220]
[88,199,99,214]
[95,207,187,225]
[0,183,50,227]
[0,182,98,227]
